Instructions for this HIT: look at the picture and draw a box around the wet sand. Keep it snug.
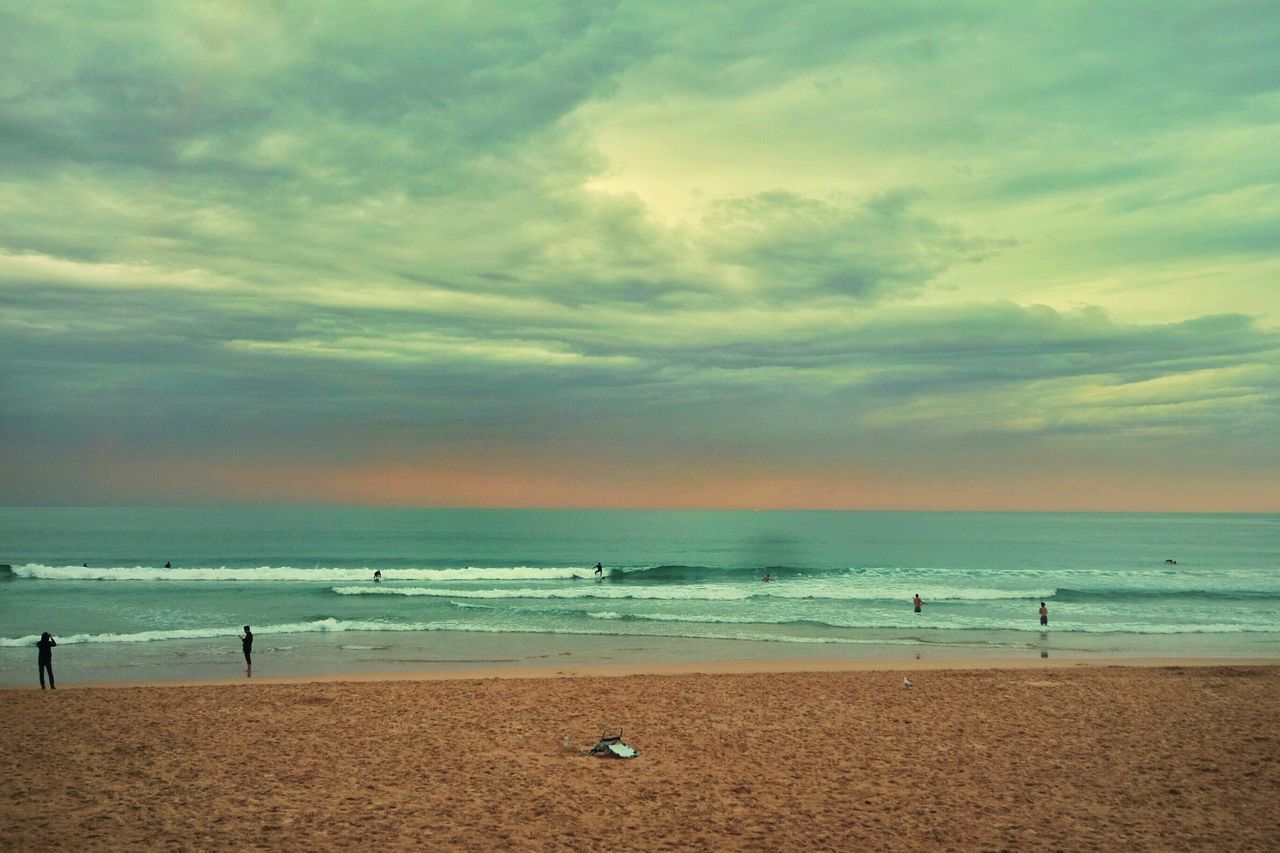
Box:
[3,664,1278,850]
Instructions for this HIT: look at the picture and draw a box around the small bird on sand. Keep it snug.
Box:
[903,677,913,688]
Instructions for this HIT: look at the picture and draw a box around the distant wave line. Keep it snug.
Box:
[1,564,595,582]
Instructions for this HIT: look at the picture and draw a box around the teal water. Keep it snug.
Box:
[1,508,1277,684]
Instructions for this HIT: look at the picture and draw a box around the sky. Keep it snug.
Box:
[1,0,1277,511]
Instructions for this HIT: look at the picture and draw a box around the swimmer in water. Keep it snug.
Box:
[373,569,382,582]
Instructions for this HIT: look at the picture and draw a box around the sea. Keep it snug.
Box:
[1,508,1277,685]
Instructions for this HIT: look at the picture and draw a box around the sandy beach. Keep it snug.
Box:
[2,663,1278,851]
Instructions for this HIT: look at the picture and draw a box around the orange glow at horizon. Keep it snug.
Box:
[66,449,1280,513]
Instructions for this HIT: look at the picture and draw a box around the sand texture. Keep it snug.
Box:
[3,665,1278,850]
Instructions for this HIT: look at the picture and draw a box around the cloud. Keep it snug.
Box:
[988,161,1166,201]
[699,189,1000,298]
[0,1,1277,508]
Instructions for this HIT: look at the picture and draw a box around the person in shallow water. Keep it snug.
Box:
[762,573,773,582]
[240,625,253,677]
[373,569,381,582]
[913,593,923,613]
[37,632,56,689]
[165,561,171,568]
[1039,602,1049,627]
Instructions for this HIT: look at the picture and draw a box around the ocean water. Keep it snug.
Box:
[1,508,1277,684]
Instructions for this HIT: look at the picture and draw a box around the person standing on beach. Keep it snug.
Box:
[240,625,253,677]
[37,632,56,689]
[1039,602,1049,627]
[913,594,923,614]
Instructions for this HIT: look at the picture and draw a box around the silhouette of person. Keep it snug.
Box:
[593,563,603,579]
[240,626,253,677]
[913,594,923,614]
[37,632,56,689]
[762,573,773,583]
[373,569,381,582]
[164,561,171,568]
[1039,602,1049,627]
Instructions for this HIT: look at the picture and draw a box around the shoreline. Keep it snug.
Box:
[5,622,1279,688]
[8,652,1280,691]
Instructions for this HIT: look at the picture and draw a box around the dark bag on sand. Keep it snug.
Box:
[586,728,638,759]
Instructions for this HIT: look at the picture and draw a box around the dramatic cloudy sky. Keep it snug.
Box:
[2,1,1277,509]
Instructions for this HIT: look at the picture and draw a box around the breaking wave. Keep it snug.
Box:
[331,584,1042,602]
[331,584,753,601]
[2,563,595,582]
[0,617,463,647]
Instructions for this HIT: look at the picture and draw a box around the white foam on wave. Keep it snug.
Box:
[0,618,884,649]
[0,617,443,647]
[332,583,1042,603]
[7,563,592,582]
[585,610,1277,634]
[2,614,1273,651]
[331,584,752,601]
[588,610,808,626]
[763,583,1044,602]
